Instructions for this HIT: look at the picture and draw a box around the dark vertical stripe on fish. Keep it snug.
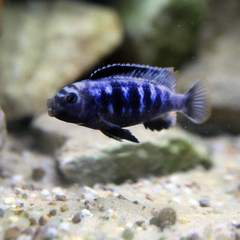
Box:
[111,81,125,116]
[151,87,162,112]
[100,89,110,110]
[143,84,151,113]
[128,82,140,115]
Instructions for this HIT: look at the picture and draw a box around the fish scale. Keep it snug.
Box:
[47,63,212,143]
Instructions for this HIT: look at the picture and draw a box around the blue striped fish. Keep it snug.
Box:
[47,63,212,143]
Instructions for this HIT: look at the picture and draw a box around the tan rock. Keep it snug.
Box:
[0,0,123,120]
[0,0,6,34]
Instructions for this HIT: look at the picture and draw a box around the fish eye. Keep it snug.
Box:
[66,93,78,103]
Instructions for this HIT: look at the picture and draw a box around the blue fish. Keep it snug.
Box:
[47,63,211,143]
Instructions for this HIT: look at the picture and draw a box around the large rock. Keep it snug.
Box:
[112,0,207,67]
[0,0,123,120]
[33,114,212,186]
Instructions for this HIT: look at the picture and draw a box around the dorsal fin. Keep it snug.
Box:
[89,63,177,90]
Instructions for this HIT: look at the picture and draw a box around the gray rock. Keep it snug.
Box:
[33,114,212,185]
[0,0,123,120]
[114,0,207,67]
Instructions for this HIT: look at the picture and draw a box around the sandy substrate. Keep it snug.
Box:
[1,133,240,240]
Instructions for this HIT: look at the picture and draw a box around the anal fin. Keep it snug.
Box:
[143,112,177,131]
[101,128,139,143]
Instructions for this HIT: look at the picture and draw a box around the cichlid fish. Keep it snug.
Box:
[47,63,211,143]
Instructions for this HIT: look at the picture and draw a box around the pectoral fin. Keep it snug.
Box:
[101,128,139,143]
[143,112,177,131]
[80,113,139,143]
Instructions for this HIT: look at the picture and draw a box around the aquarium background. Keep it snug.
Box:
[0,0,240,239]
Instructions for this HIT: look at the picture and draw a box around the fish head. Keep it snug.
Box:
[47,85,96,124]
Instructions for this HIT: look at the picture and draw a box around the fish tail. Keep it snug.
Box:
[183,78,212,124]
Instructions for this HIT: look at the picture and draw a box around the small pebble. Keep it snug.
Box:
[41,227,58,240]
[19,210,29,218]
[33,228,42,238]
[32,167,45,181]
[13,207,24,215]
[122,228,134,240]
[49,209,57,216]
[22,193,27,200]
[135,220,145,227]
[146,194,154,201]
[84,200,91,209]
[0,208,4,217]
[178,216,191,224]
[97,204,105,212]
[60,204,68,212]
[72,212,81,224]
[4,226,20,240]
[117,194,128,200]
[80,209,93,218]
[84,200,90,205]
[158,207,177,231]
[41,189,50,196]
[39,214,50,226]
[149,217,159,227]
[102,186,114,191]
[29,218,37,226]
[199,199,210,207]
[188,233,201,240]
[236,224,240,229]
[141,222,147,231]
[59,222,70,232]
[111,214,117,220]
[56,195,67,202]
[14,188,23,195]
[150,208,158,217]
[99,216,109,220]
[21,228,33,235]
[4,197,16,205]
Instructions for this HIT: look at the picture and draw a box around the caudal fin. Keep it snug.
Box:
[183,78,212,124]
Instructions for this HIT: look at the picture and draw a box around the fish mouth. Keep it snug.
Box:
[47,98,56,117]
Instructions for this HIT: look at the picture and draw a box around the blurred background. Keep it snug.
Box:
[0,0,240,135]
[0,0,240,137]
